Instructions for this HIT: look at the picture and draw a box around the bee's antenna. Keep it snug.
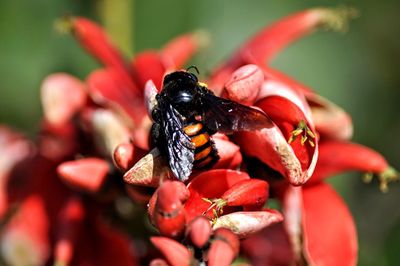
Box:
[186,65,200,75]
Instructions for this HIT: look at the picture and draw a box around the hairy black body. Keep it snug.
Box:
[151,70,272,181]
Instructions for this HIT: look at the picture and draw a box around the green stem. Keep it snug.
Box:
[98,0,134,57]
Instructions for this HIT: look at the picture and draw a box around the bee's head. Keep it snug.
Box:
[163,70,198,86]
[162,71,202,116]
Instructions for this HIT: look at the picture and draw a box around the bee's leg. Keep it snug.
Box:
[150,122,162,149]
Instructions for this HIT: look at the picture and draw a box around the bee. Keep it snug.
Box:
[151,68,272,181]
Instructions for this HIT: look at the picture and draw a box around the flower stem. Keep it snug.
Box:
[97,0,134,57]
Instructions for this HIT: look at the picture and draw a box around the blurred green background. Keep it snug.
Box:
[0,0,399,265]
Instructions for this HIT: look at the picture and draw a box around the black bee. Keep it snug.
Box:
[151,68,272,181]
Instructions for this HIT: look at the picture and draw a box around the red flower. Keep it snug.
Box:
[0,7,397,266]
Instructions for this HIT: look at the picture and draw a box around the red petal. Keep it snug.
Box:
[132,51,165,90]
[261,66,313,96]
[54,196,85,266]
[71,17,128,72]
[282,186,303,260]
[307,93,353,140]
[234,71,319,185]
[0,126,33,217]
[213,136,242,169]
[154,210,186,239]
[186,216,212,248]
[262,63,353,141]
[223,64,264,105]
[156,181,189,213]
[151,181,189,238]
[212,7,357,79]
[213,228,240,256]
[40,73,87,126]
[94,219,138,266]
[39,121,79,162]
[150,259,169,266]
[234,127,307,186]
[221,179,269,207]
[238,9,339,64]
[150,237,191,266]
[113,142,136,171]
[302,183,357,266]
[185,170,250,222]
[241,223,294,266]
[258,79,317,162]
[309,140,390,184]
[207,239,236,266]
[213,210,284,239]
[161,31,209,70]
[87,68,146,126]
[1,196,50,266]
[57,158,110,193]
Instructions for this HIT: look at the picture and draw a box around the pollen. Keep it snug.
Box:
[288,120,316,147]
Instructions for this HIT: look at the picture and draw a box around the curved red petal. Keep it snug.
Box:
[186,216,212,248]
[132,51,166,90]
[161,31,209,70]
[212,210,284,239]
[1,196,50,266]
[57,158,110,193]
[207,239,236,266]
[241,223,294,266]
[54,196,85,266]
[302,183,357,266]
[223,64,264,106]
[150,237,191,266]
[40,73,87,126]
[307,93,353,140]
[94,220,138,266]
[113,142,136,171]
[185,170,250,222]
[221,179,269,207]
[211,7,357,82]
[213,137,242,169]
[309,140,389,184]
[72,17,128,72]
[87,68,146,126]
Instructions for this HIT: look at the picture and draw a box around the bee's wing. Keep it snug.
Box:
[158,98,195,181]
[202,93,273,134]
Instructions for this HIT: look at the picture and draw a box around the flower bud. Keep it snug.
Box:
[41,73,87,126]
[221,179,269,207]
[57,158,109,193]
[151,237,192,266]
[207,238,235,266]
[224,64,264,105]
[213,228,240,256]
[186,216,212,248]
[113,142,136,171]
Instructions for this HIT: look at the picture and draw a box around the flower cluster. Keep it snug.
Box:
[0,7,398,266]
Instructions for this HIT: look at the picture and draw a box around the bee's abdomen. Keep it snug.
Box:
[183,122,219,169]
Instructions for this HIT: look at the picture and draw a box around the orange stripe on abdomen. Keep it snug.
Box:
[191,133,210,148]
[184,121,218,169]
[194,146,212,161]
[183,123,203,136]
